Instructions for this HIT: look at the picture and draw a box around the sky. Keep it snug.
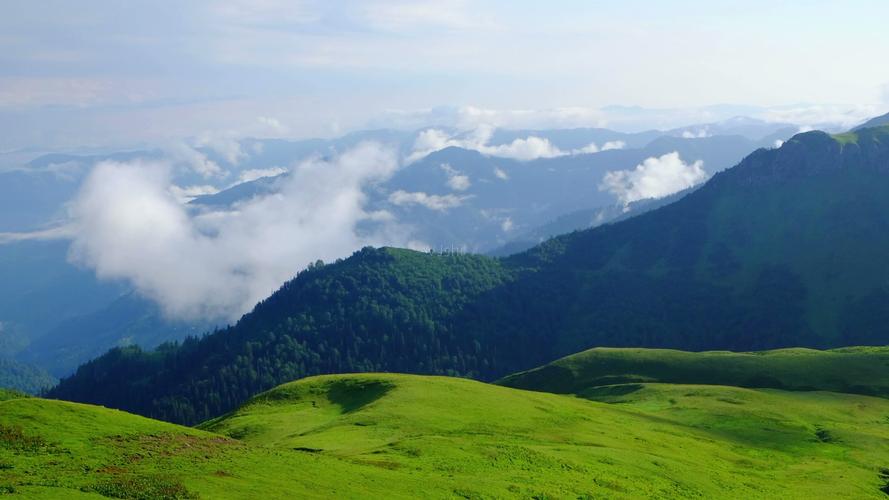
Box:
[4,1,889,322]
[2,0,889,150]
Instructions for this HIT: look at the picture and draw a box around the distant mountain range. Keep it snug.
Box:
[48,121,889,423]
[0,118,799,386]
[194,130,787,252]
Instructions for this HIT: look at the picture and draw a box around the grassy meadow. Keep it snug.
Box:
[3,358,889,498]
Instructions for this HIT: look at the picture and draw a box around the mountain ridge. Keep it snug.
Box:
[48,124,889,424]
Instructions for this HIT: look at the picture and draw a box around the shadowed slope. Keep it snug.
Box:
[7,372,889,498]
[498,346,889,398]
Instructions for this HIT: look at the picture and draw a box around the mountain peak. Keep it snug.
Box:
[713,126,889,187]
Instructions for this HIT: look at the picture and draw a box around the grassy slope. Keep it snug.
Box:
[5,372,889,498]
[498,346,889,398]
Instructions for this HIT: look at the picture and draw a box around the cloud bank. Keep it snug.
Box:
[681,128,711,139]
[67,142,406,321]
[407,125,625,162]
[0,226,75,244]
[600,152,707,206]
[388,190,468,211]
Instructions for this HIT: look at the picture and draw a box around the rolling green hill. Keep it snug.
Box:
[6,370,889,498]
[498,346,889,398]
[50,125,889,424]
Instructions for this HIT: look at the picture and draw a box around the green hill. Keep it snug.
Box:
[498,346,889,398]
[6,371,889,498]
[50,125,889,424]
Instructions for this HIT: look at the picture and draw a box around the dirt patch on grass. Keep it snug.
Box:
[0,424,57,453]
[101,433,238,459]
[97,465,129,474]
[84,474,198,499]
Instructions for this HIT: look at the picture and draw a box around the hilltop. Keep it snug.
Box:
[5,368,889,498]
[498,346,889,398]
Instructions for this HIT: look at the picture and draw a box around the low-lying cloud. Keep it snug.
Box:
[600,152,707,206]
[407,126,625,162]
[167,142,226,178]
[67,142,408,321]
[681,128,710,139]
[169,184,220,203]
[0,226,75,244]
[440,163,471,191]
[236,166,288,184]
[388,190,468,211]
[194,131,246,166]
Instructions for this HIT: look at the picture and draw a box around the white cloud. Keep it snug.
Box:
[169,184,220,203]
[0,226,74,245]
[66,142,405,321]
[681,128,710,139]
[447,175,470,190]
[600,152,708,206]
[388,190,467,211]
[407,125,614,162]
[485,135,564,161]
[774,140,784,148]
[493,167,509,180]
[381,104,883,145]
[195,131,246,165]
[257,116,288,135]
[601,140,626,151]
[500,217,514,232]
[570,140,626,155]
[572,143,600,154]
[9,159,85,181]
[166,142,226,178]
[448,106,607,130]
[440,163,471,191]
[759,104,880,131]
[236,167,288,185]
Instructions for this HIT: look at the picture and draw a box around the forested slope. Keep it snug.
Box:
[50,126,889,424]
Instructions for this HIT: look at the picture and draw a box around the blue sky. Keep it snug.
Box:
[2,0,889,149]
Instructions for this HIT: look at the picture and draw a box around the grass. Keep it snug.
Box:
[833,131,861,145]
[497,346,889,398]
[0,388,29,402]
[834,123,889,145]
[3,367,889,498]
